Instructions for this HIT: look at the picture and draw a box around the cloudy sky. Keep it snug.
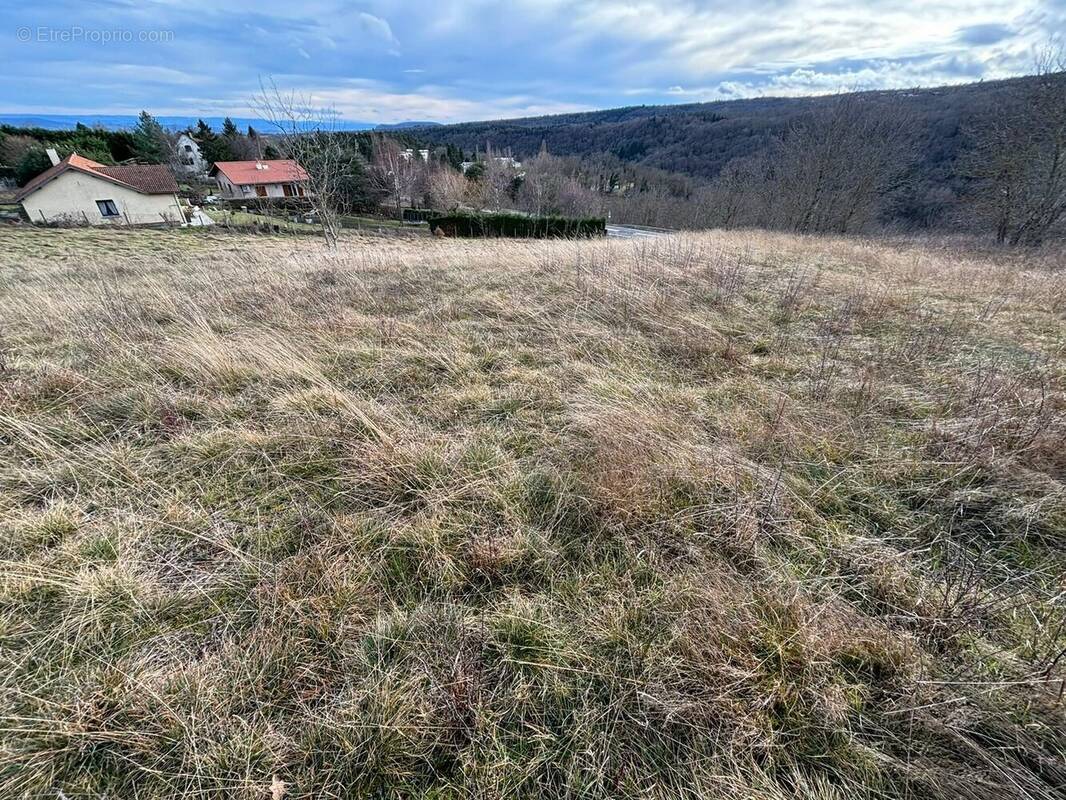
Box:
[5,1,1064,123]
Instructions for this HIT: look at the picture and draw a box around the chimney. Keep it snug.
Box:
[46,148,61,166]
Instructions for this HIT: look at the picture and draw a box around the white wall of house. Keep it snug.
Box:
[215,175,305,199]
[175,134,207,175]
[20,171,183,226]
[215,174,239,197]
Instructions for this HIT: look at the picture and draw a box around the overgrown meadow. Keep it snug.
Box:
[1,227,1064,798]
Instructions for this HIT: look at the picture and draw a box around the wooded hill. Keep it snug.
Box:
[409,75,1053,231]
[411,76,1034,179]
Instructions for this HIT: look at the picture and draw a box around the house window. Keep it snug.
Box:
[96,199,120,218]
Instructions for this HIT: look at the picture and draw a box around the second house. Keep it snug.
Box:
[210,160,310,200]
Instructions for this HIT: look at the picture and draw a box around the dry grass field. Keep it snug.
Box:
[0,226,1064,798]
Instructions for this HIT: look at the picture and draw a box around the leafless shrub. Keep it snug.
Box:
[776,266,818,324]
[806,331,844,400]
[959,47,1066,246]
[892,306,965,363]
[706,251,747,307]
[706,94,919,235]
[941,357,1057,460]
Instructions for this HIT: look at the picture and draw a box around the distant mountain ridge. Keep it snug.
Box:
[0,114,439,133]
[374,121,443,130]
[406,75,1047,183]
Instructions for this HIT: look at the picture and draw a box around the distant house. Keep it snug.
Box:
[16,149,183,226]
[209,160,310,200]
[460,156,522,174]
[175,133,207,176]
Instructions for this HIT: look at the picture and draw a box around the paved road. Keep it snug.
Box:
[606,224,672,239]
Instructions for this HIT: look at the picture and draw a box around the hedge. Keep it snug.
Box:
[402,208,436,223]
[429,211,606,238]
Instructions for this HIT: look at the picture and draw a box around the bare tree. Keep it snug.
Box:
[228,127,263,161]
[555,175,602,218]
[427,165,468,211]
[253,80,353,247]
[960,47,1066,246]
[685,93,918,235]
[517,146,567,216]
[707,153,771,229]
[473,147,519,212]
[368,134,421,220]
[765,93,917,234]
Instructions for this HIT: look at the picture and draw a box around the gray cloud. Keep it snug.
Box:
[1,0,1061,122]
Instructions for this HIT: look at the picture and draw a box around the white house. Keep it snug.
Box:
[460,156,522,174]
[175,133,207,176]
[16,150,183,226]
[209,160,310,200]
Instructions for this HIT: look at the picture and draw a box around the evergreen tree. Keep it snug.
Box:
[246,126,262,159]
[335,152,382,212]
[465,161,485,181]
[195,119,235,165]
[15,148,53,186]
[221,117,240,139]
[67,126,115,164]
[131,111,168,163]
[444,143,464,171]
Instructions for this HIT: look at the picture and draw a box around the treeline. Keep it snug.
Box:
[410,68,1066,242]
[0,112,294,184]
[0,109,430,192]
[0,112,234,184]
[0,122,136,184]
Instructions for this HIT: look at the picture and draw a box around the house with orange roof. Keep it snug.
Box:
[16,149,183,226]
[209,160,310,200]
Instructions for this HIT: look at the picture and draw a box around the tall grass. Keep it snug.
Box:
[0,226,1064,798]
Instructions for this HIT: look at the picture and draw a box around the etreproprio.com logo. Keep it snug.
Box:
[17,26,175,44]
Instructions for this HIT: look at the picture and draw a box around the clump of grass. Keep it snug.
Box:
[0,227,1063,798]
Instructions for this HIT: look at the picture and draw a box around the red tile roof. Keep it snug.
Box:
[210,160,309,186]
[15,153,178,201]
[96,164,181,194]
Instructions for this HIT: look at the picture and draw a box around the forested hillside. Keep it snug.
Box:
[412,77,1031,179]
[410,75,1057,232]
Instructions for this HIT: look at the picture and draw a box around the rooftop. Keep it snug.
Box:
[209,160,310,186]
[15,153,179,201]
